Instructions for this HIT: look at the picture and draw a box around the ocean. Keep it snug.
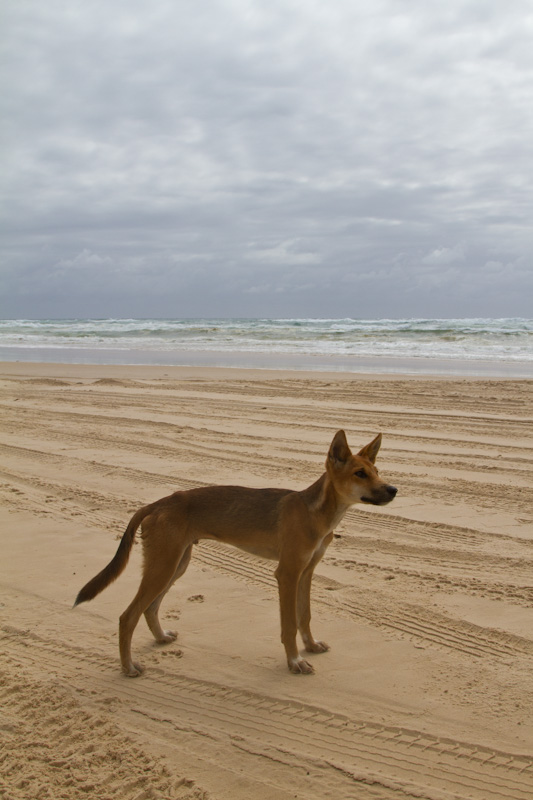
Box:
[0,318,532,376]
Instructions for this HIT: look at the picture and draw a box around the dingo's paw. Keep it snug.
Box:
[123,661,144,677]
[288,656,315,675]
[157,629,178,644]
[305,639,330,654]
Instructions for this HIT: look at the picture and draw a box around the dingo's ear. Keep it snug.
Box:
[357,433,382,464]
[328,430,352,466]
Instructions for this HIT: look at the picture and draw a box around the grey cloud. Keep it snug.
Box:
[1,0,532,318]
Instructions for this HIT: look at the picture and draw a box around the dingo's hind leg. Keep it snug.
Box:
[119,545,189,677]
[144,543,193,643]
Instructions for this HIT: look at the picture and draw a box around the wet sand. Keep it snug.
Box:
[1,345,533,377]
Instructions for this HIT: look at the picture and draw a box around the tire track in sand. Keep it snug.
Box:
[2,624,532,800]
[195,541,533,661]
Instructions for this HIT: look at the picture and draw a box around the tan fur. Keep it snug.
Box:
[75,431,397,676]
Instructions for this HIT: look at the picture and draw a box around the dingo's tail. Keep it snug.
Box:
[74,507,147,606]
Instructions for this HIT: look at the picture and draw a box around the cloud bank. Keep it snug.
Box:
[1,0,532,318]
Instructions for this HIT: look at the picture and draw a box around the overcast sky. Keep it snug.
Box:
[1,0,532,319]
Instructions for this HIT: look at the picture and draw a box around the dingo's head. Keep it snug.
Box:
[326,430,397,507]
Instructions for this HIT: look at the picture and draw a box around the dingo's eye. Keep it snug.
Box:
[354,469,367,479]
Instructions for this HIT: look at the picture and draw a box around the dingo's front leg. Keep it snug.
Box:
[275,562,314,674]
[297,533,333,655]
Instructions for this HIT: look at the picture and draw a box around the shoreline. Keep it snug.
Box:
[1,345,532,378]
[1,360,532,384]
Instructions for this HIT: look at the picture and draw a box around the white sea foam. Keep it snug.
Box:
[0,318,531,369]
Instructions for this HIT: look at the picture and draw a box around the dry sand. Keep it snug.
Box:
[1,361,532,800]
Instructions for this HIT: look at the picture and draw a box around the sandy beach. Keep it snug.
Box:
[1,360,532,800]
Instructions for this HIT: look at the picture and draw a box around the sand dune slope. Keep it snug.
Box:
[1,363,532,800]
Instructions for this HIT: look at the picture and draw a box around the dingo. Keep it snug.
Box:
[75,431,397,676]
